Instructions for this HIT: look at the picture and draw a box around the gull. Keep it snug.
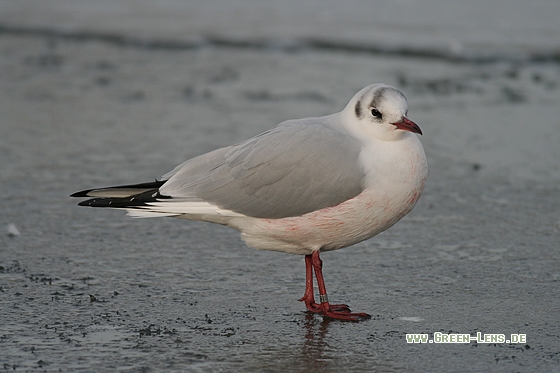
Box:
[71,83,428,321]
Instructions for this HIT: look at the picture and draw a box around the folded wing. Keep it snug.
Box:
[73,118,366,220]
[160,118,365,219]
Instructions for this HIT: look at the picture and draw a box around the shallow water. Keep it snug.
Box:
[1,2,560,372]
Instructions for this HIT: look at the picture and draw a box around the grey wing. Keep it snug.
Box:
[159,118,365,219]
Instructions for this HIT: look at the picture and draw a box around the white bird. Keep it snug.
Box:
[72,83,428,321]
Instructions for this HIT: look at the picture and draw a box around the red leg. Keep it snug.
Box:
[298,254,322,313]
[300,251,371,321]
[299,254,351,313]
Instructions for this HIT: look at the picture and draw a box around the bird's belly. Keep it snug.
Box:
[230,182,424,255]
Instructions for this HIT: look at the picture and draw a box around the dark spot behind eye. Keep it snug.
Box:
[371,109,382,119]
[355,101,362,118]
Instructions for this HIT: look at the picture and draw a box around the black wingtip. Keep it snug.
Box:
[70,180,166,198]
[77,198,96,206]
[70,189,93,198]
[74,190,172,208]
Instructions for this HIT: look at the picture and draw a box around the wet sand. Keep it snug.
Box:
[1,2,560,372]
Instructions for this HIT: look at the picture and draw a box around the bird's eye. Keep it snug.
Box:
[371,109,382,119]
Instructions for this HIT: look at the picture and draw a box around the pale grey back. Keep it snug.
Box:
[160,118,365,219]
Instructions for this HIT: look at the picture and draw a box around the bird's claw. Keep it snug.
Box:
[322,309,371,322]
[300,299,370,321]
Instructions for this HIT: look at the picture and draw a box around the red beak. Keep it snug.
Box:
[392,117,422,135]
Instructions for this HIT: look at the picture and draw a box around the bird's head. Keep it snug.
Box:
[343,83,422,141]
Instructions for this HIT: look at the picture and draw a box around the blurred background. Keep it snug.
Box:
[1,1,559,372]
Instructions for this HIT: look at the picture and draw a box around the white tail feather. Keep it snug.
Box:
[126,201,245,219]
